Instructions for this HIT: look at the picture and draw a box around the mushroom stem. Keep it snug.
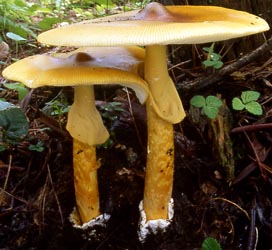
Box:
[143,45,177,220]
[71,86,101,223]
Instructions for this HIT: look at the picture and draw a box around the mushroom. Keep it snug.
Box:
[2,46,149,226]
[37,2,270,238]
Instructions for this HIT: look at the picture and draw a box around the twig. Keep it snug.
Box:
[180,36,272,92]
[2,155,12,191]
[247,202,258,250]
[41,175,49,233]
[44,144,64,225]
[0,164,24,171]
[37,109,70,138]
[0,188,28,204]
[232,162,257,185]
[124,87,144,149]
[243,132,265,177]
[46,163,64,226]
[231,123,272,133]
[211,197,250,220]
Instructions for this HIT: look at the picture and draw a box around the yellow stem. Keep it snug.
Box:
[70,86,101,223]
[143,45,175,220]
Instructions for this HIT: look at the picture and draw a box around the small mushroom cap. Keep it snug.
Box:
[3,46,149,146]
[2,46,148,103]
[38,3,269,47]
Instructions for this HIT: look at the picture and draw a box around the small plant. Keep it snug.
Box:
[28,141,44,152]
[0,100,29,151]
[232,90,263,116]
[2,82,29,101]
[202,237,222,250]
[0,0,36,40]
[0,0,66,45]
[99,101,125,148]
[190,95,223,119]
[42,98,70,117]
[100,101,124,121]
[203,43,223,70]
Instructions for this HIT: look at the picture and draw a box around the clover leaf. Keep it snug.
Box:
[190,95,222,119]
[232,91,262,116]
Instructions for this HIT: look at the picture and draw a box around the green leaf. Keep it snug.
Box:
[203,47,212,53]
[6,31,26,42]
[203,106,219,119]
[202,237,222,250]
[3,82,29,101]
[14,0,28,8]
[203,60,223,69]
[241,91,260,104]
[32,6,52,14]
[213,61,223,69]
[93,0,113,5]
[210,52,221,61]
[0,101,29,144]
[245,101,263,115]
[190,95,206,108]
[28,141,44,152]
[0,144,7,152]
[101,102,124,112]
[232,97,245,111]
[206,96,222,108]
[203,60,217,67]
[38,17,62,31]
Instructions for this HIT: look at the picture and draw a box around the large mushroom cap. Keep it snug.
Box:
[38,3,269,47]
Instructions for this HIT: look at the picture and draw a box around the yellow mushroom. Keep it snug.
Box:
[37,2,270,238]
[2,46,148,225]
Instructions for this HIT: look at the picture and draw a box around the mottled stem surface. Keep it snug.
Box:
[143,45,175,220]
[69,86,101,223]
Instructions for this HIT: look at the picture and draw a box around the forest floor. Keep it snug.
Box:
[1,37,272,250]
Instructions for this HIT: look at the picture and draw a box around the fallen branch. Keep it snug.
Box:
[180,36,272,92]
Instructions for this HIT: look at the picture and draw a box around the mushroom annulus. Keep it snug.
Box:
[2,46,149,227]
[37,2,270,239]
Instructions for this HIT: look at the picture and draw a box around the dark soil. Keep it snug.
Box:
[1,43,272,250]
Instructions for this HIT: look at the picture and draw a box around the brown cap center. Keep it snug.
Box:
[73,52,94,62]
[135,2,186,22]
